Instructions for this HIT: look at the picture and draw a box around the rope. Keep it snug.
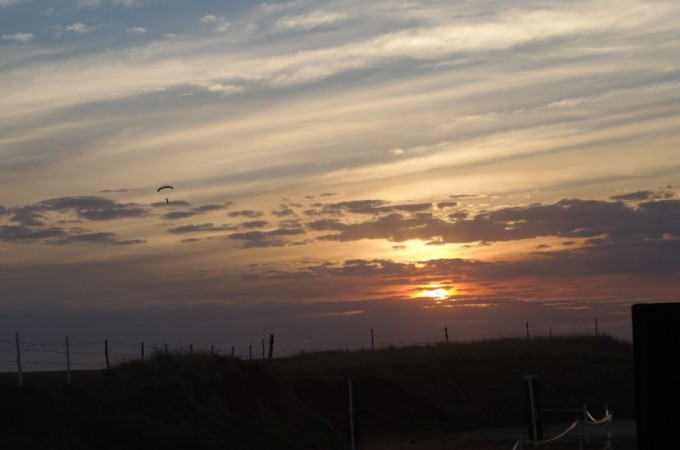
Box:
[513,409,613,449]
[587,411,612,424]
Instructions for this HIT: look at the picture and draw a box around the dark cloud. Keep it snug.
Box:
[0,225,66,242]
[10,207,46,226]
[98,188,136,193]
[41,197,149,221]
[195,203,232,212]
[610,190,674,201]
[163,211,199,220]
[152,200,191,207]
[161,203,231,220]
[49,232,120,245]
[228,227,306,248]
[0,197,150,244]
[313,199,432,217]
[308,198,680,246]
[241,220,269,228]
[321,199,386,214]
[437,201,458,208]
[167,223,224,234]
[271,205,296,217]
[228,210,264,218]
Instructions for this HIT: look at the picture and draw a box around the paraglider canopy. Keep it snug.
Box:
[157,185,174,203]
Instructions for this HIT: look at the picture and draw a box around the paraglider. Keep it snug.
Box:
[157,185,173,204]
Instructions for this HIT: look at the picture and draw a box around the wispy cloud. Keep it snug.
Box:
[1,33,34,42]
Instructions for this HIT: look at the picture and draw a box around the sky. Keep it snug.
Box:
[1,0,679,368]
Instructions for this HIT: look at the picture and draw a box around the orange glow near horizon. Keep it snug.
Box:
[413,284,456,301]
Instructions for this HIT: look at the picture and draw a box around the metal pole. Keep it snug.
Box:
[348,380,356,450]
[66,336,71,384]
[15,332,23,386]
[525,375,538,446]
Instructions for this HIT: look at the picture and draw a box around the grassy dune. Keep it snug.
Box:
[0,335,633,449]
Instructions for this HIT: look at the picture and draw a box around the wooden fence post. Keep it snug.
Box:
[249,345,252,360]
[141,342,145,361]
[105,339,110,369]
[371,329,374,350]
[268,334,275,360]
[66,336,71,384]
[445,327,449,345]
[189,344,193,354]
[526,321,530,340]
[211,344,214,355]
[231,346,234,358]
[348,379,356,450]
[15,332,23,386]
[261,339,265,360]
[595,318,599,336]
[164,343,168,356]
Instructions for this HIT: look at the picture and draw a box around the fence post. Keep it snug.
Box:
[347,379,359,450]
[261,339,265,360]
[105,339,110,369]
[66,336,71,384]
[595,318,599,336]
[141,342,145,361]
[249,345,252,360]
[445,327,449,345]
[164,343,168,356]
[526,321,530,339]
[189,344,193,354]
[268,334,274,360]
[15,332,23,386]
[211,344,214,355]
[371,329,374,350]
[583,404,590,444]
[523,375,543,443]
[231,345,234,358]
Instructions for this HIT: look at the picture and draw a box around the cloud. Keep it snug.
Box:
[200,15,230,32]
[76,0,101,7]
[161,203,230,220]
[113,0,137,7]
[0,0,27,7]
[228,210,264,218]
[65,23,90,34]
[167,223,225,234]
[228,227,306,248]
[126,27,146,34]
[1,33,34,42]
[610,189,674,201]
[5,197,148,226]
[192,81,244,95]
[307,197,680,246]
[241,220,269,228]
[0,225,67,243]
[0,197,150,245]
[276,11,349,31]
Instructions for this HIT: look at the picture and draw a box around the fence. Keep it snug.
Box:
[1,333,289,385]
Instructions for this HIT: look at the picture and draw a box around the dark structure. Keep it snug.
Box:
[632,302,680,450]
[523,375,543,441]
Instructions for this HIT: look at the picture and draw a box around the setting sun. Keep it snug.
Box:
[414,285,456,301]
